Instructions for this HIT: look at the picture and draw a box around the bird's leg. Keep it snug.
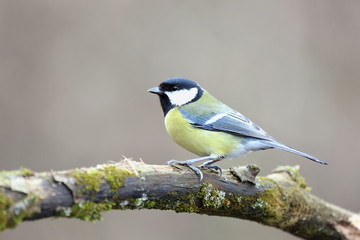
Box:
[166,156,217,181]
[200,158,224,177]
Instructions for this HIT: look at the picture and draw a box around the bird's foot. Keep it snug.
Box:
[166,160,204,181]
[200,164,223,177]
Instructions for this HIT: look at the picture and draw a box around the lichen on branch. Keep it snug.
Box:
[0,159,359,240]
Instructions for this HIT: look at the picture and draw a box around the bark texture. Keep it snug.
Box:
[0,159,359,239]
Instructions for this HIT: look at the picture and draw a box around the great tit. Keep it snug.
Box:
[149,78,328,181]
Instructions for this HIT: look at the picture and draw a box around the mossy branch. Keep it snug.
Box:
[0,159,359,239]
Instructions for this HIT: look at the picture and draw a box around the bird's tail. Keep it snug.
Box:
[262,140,328,165]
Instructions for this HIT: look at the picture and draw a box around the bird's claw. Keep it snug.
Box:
[165,159,179,165]
[200,164,223,177]
[165,160,204,181]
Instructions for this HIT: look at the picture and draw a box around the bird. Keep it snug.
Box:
[148,77,328,181]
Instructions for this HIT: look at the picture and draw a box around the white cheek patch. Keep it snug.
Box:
[165,87,198,106]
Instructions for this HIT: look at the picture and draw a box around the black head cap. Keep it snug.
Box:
[158,78,200,92]
[148,78,203,116]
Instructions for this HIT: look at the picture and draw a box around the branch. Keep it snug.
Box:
[0,159,359,239]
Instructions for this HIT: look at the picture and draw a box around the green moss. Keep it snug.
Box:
[133,193,148,207]
[0,192,13,230]
[196,183,226,209]
[19,167,34,177]
[72,168,103,193]
[103,165,132,193]
[118,194,174,210]
[144,200,156,208]
[0,169,40,231]
[0,192,39,231]
[113,191,199,213]
[174,193,198,213]
[57,165,135,222]
[255,182,303,226]
[272,166,311,191]
[72,165,134,196]
[56,201,115,222]
[0,169,34,187]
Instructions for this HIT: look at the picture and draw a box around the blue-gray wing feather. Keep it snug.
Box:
[210,112,274,140]
[179,108,274,141]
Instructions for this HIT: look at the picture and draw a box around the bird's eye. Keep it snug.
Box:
[171,86,179,91]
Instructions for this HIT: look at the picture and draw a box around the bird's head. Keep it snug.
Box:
[148,78,203,115]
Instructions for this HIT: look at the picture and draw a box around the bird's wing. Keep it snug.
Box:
[210,111,274,140]
[179,106,328,165]
[180,108,274,141]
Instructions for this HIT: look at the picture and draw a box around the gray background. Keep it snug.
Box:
[1,1,359,239]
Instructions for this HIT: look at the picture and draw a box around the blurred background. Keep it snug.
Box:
[1,0,359,239]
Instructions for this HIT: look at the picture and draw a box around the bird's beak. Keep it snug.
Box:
[148,87,163,95]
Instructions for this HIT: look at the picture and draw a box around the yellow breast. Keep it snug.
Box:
[164,108,241,157]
